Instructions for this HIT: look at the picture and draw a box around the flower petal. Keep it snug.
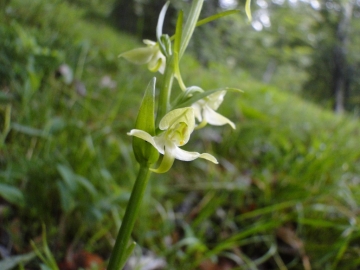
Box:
[119,47,155,65]
[198,153,218,164]
[173,146,201,161]
[153,134,166,154]
[207,90,226,110]
[143,39,156,46]
[127,129,159,150]
[203,106,236,129]
[173,146,218,164]
[191,102,203,122]
[151,141,176,173]
[148,53,166,74]
[159,107,195,141]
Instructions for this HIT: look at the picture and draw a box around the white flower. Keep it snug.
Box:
[119,40,166,74]
[191,90,235,129]
[128,107,218,173]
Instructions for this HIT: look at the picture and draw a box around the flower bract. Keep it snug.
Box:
[119,40,166,74]
[191,90,235,129]
[128,107,218,173]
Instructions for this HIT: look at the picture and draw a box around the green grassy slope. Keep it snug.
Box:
[1,0,360,269]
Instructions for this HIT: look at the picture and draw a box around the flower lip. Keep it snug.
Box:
[128,107,218,173]
[166,121,188,146]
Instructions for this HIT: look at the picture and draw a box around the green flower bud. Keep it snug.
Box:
[132,78,159,166]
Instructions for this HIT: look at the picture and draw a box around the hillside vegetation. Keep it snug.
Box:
[1,0,360,269]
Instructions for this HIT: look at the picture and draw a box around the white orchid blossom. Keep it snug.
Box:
[191,90,235,129]
[119,40,166,74]
[128,107,218,173]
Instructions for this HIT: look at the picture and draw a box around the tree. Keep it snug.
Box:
[332,0,354,113]
[110,0,177,40]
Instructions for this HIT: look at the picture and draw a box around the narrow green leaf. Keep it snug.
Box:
[0,183,24,207]
[174,10,183,56]
[169,10,241,43]
[245,0,252,21]
[56,181,75,213]
[236,200,297,221]
[157,1,170,41]
[196,9,240,27]
[75,175,98,197]
[202,221,281,262]
[173,87,243,109]
[57,164,77,192]
[11,123,47,138]
[156,1,170,56]
[119,242,137,270]
[173,10,187,91]
[42,228,59,270]
[180,0,204,58]
[0,252,36,270]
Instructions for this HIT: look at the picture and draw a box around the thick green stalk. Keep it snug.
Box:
[107,166,151,270]
[156,55,174,126]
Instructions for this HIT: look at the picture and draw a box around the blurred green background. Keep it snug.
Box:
[1,0,360,269]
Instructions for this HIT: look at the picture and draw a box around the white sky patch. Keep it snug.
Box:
[272,0,285,4]
[310,0,321,10]
[260,13,271,27]
[219,0,237,9]
[257,0,269,8]
[252,21,263,31]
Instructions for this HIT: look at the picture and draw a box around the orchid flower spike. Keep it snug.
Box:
[128,107,218,173]
[191,90,236,129]
[119,40,166,74]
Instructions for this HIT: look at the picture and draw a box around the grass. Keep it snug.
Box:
[1,0,360,269]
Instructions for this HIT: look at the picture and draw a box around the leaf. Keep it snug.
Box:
[173,87,242,110]
[75,175,97,198]
[11,123,47,138]
[0,183,24,206]
[174,11,183,56]
[0,252,36,270]
[31,225,59,270]
[156,1,170,56]
[57,164,77,192]
[245,0,252,21]
[196,9,240,27]
[173,10,187,91]
[180,0,204,58]
[156,1,170,41]
[57,181,76,213]
[119,47,154,65]
[118,242,137,270]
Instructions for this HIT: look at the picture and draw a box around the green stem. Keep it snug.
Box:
[156,55,174,126]
[107,166,151,270]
